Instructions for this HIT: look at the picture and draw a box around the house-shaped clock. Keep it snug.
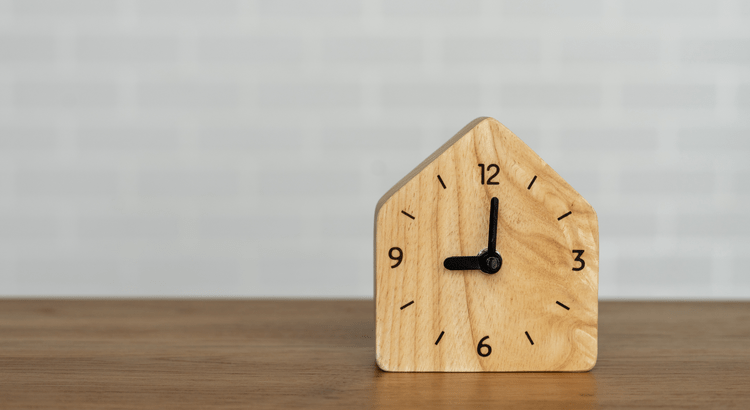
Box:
[374,117,599,372]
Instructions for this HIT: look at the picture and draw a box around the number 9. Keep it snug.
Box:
[389,247,403,268]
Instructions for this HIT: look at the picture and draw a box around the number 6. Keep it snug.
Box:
[477,336,492,357]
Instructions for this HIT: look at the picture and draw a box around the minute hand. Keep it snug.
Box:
[487,197,499,255]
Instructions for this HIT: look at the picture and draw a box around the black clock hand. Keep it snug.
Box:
[488,197,498,255]
[443,197,502,274]
[478,197,502,274]
[444,256,481,271]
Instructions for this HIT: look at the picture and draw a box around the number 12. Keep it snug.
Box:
[478,164,500,185]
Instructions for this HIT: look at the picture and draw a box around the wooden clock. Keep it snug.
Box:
[374,117,598,372]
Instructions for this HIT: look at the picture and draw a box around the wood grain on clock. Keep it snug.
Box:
[374,117,599,372]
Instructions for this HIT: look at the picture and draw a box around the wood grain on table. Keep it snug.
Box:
[0,300,748,409]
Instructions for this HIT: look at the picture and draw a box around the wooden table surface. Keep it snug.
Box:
[0,300,748,409]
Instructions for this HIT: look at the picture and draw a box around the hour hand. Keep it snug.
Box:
[443,256,481,271]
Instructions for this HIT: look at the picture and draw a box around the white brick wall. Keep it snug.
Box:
[0,0,748,298]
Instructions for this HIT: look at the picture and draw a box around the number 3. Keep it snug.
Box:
[572,250,585,271]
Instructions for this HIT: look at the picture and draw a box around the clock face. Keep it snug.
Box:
[374,118,598,372]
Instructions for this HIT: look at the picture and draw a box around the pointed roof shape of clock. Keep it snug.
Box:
[374,117,599,372]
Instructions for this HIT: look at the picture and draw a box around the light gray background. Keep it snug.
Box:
[0,0,748,298]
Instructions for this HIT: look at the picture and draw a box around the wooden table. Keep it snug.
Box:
[0,300,748,409]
